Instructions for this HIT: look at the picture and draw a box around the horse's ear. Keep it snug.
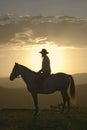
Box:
[15,62,18,65]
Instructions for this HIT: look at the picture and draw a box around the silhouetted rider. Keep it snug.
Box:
[38,49,51,81]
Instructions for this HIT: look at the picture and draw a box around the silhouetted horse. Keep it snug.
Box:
[10,63,75,116]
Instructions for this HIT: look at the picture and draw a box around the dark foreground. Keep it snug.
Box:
[0,107,87,130]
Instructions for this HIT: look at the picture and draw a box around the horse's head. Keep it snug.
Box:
[9,62,20,81]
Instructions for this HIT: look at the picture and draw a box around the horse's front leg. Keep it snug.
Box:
[31,93,39,116]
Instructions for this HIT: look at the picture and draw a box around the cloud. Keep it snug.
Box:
[0,19,87,49]
[10,30,48,46]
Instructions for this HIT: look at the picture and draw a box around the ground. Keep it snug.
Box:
[0,107,87,130]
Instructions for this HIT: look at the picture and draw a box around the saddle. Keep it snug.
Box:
[36,72,51,86]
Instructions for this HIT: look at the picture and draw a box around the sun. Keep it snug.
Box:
[28,44,65,73]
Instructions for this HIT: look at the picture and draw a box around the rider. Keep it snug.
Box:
[38,49,51,80]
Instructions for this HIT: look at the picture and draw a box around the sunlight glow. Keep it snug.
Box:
[28,44,66,73]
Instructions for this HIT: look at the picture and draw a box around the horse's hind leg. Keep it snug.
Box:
[61,90,70,112]
[61,90,67,112]
[67,93,70,112]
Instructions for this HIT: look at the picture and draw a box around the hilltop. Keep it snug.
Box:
[73,73,87,85]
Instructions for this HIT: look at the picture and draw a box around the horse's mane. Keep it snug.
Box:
[18,63,36,75]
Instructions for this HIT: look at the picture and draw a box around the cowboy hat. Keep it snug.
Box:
[39,49,49,54]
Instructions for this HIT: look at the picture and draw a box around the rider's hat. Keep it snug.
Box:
[39,49,49,54]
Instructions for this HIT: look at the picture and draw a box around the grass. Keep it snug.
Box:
[0,107,87,130]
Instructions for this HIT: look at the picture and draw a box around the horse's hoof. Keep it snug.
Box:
[32,111,40,118]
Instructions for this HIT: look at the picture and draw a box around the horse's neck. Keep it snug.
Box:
[20,67,36,85]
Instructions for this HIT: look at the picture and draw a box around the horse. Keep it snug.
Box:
[9,63,75,116]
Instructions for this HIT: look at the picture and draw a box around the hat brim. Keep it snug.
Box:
[39,51,49,54]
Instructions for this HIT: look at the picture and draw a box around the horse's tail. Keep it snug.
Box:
[69,75,75,98]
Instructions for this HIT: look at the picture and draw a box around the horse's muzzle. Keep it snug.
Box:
[9,75,14,81]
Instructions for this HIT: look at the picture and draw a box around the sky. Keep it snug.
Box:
[0,0,87,77]
[0,0,87,18]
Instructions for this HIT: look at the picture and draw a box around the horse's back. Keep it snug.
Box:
[50,72,69,81]
[44,72,69,88]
